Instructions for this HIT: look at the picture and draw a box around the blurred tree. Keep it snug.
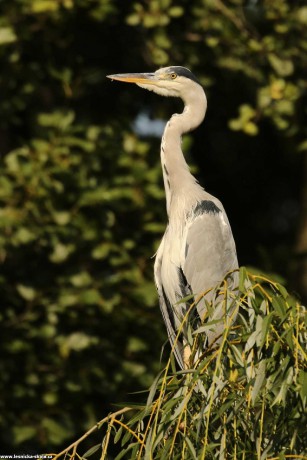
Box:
[0,0,306,452]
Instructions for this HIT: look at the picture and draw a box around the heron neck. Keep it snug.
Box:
[161,86,207,216]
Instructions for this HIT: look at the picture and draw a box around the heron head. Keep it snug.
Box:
[107,66,202,98]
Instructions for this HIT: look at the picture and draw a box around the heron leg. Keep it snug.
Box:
[183,344,191,369]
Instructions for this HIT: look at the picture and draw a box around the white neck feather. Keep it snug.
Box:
[160,83,207,216]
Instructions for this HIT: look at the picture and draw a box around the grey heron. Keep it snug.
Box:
[107,66,238,369]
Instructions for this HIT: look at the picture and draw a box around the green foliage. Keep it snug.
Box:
[0,0,306,453]
[0,108,165,448]
[54,269,307,459]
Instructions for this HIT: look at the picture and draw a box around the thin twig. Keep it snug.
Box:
[112,418,144,445]
[214,0,247,34]
[51,407,132,460]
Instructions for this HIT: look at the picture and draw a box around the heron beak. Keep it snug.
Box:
[106,72,157,85]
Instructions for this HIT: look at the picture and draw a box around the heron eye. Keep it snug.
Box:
[170,73,177,79]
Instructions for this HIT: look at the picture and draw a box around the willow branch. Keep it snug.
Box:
[51,406,133,460]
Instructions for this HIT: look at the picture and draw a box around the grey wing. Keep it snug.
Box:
[154,235,185,369]
[182,200,238,326]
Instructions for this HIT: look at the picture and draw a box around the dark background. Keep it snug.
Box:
[0,0,306,453]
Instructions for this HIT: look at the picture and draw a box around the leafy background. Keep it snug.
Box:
[0,0,306,453]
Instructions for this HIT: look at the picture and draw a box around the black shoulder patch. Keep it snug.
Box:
[194,200,221,217]
[168,66,201,85]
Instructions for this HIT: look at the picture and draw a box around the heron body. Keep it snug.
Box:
[107,66,238,369]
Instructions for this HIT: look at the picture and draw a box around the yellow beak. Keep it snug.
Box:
[106,72,158,85]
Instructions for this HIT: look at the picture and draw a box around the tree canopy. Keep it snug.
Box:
[0,0,306,453]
